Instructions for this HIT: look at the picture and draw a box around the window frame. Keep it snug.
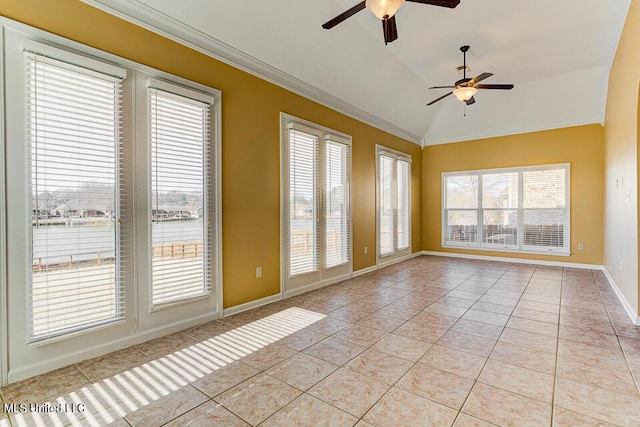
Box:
[24,42,127,342]
[280,113,353,297]
[442,163,570,255]
[146,79,216,310]
[376,145,412,265]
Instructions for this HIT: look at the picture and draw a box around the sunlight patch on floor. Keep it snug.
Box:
[9,307,325,426]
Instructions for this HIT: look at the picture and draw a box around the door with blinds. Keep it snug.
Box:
[136,77,220,331]
[4,32,221,379]
[23,41,127,343]
[377,146,412,265]
[4,35,135,374]
[282,116,352,296]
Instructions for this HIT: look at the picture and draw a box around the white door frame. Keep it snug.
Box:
[0,24,8,387]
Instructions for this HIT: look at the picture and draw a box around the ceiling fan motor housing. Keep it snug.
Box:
[455,78,472,88]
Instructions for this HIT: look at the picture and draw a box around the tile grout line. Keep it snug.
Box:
[354,262,517,425]
[332,265,478,424]
[591,269,640,397]
[439,264,518,425]
[548,266,565,427]
[449,263,543,426]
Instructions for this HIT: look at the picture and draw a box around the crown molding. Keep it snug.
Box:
[80,0,422,145]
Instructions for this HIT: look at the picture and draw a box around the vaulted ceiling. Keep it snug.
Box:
[85,0,631,145]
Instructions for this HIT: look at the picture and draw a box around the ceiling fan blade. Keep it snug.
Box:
[406,0,460,8]
[427,91,453,106]
[429,85,456,89]
[468,72,494,86]
[465,96,476,106]
[382,15,398,45]
[322,1,366,29]
[476,84,514,90]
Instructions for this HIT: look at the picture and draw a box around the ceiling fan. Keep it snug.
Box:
[322,0,460,45]
[427,45,514,106]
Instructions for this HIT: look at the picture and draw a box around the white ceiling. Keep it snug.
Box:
[86,0,631,145]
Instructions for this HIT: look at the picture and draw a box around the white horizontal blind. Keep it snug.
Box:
[149,86,212,306]
[444,175,478,244]
[482,172,518,246]
[288,128,319,277]
[396,159,410,249]
[26,51,124,341]
[325,139,350,268]
[523,168,566,248]
[379,154,394,255]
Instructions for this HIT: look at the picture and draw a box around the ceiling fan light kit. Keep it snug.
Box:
[453,86,477,102]
[366,0,405,20]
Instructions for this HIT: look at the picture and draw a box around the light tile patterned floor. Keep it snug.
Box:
[2,255,640,426]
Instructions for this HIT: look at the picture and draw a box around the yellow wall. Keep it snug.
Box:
[422,124,605,265]
[604,0,640,314]
[0,0,422,308]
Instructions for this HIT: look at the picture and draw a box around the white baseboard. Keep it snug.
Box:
[7,311,220,384]
[601,268,640,326]
[283,273,353,299]
[377,252,416,269]
[281,250,424,300]
[352,265,378,277]
[222,293,281,318]
[421,251,602,270]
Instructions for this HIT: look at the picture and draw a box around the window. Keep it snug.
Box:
[148,80,214,307]
[443,164,570,254]
[377,146,412,261]
[282,115,351,295]
[325,140,350,268]
[287,126,319,276]
[25,42,126,341]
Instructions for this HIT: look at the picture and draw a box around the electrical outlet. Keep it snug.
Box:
[256,266,262,278]
[578,243,584,251]
[364,246,368,255]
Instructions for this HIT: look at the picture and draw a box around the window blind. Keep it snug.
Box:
[148,83,213,306]
[26,50,125,341]
[379,154,394,256]
[444,175,478,244]
[397,159,410,250]
[378,150,411,257]
[325,139,350,268]
[482,172,518,246]
[287,127,319,277]
[523,168,566,248]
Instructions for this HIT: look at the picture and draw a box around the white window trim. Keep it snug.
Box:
[442,163,571,256]
[0,26,7,387]
[22,39,127,80]
[375,145,412,265]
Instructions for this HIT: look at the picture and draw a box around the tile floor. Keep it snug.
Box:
[2,255,640,426]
